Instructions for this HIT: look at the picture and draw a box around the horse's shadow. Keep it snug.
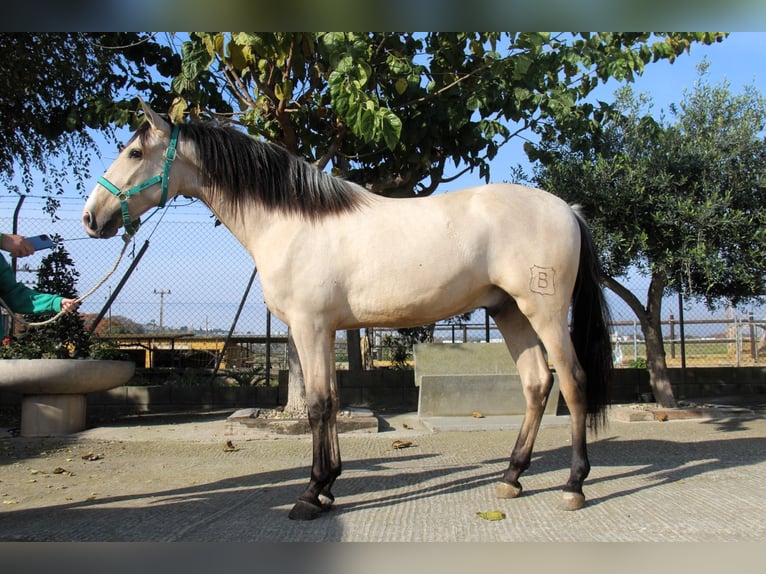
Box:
[334,413,766,513]
[469,420,766,508]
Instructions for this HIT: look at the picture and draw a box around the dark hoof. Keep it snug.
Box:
[288,499,324,520]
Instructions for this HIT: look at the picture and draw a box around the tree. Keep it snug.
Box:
[82,313,146,335]
[165,32,725,413]
[0,33,181,214]
[10,242,91,358]
[529,62,766,407]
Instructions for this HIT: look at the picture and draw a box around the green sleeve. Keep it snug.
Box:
[0,254,63,315]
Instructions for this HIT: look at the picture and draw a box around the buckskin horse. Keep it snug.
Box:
[82,100,612,520]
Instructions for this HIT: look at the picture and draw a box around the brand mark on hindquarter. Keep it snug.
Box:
[529,265,556,295]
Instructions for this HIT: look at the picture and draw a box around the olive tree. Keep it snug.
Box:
[531,62,766,407]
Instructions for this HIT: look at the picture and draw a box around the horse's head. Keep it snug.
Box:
[82,99,183,238]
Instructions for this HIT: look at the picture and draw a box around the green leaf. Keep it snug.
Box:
[379,109,402,150]
[181,39,214,81]
[476,510,506,521]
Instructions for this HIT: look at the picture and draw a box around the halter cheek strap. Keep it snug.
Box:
[97,124,180,236]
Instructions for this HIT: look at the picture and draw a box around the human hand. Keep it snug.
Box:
[61,299,80,314]
[1,233,35,257]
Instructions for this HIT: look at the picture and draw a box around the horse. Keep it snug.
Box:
[82,100,613,520]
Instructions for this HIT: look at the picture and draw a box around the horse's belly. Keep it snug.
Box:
[339,280,503,329]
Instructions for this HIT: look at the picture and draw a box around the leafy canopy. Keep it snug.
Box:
[0,33,180,214]
[169,32,725,198]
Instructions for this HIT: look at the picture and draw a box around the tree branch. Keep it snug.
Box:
[315,124,347,171]
[603,275,647,324]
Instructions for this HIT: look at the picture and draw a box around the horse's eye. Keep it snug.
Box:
[128,149,142,159]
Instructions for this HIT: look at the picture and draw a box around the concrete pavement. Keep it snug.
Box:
[0,403,764,542]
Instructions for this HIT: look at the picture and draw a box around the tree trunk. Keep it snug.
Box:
[347,329,362,373]
[361,329,374,370]
[642,312,677,407]
[604,274,677,408]
[284,327,308,416]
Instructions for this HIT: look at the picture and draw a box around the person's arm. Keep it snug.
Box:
[0,253,63,315]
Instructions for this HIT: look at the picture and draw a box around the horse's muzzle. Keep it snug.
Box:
[82,209,120,239]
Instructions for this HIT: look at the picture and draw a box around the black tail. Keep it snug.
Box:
[570,211,613,429]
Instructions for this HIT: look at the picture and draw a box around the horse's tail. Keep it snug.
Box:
[570,208,613,430]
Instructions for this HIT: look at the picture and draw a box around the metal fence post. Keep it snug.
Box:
[678,292,686,371]
[735,315,742,367]
[669,313,676,359]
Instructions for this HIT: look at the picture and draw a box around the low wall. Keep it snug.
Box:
[418,373,560,416]
[87,384,280,417]
[2,365,764,418]
[413,342,514,386]
[414,342,540,416]
[610,366,766,403]
[277,369,417,411]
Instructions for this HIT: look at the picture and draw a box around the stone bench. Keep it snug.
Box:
[413,342,560,417]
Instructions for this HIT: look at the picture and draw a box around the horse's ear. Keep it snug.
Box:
[138,96,170,134]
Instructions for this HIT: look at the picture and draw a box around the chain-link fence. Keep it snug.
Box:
[3,195,764,375]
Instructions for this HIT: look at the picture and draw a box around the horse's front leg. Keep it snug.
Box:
[288,327,342,521]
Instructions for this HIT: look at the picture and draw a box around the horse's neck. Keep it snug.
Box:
[196,190,286,259]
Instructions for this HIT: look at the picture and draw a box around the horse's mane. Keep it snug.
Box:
[136,120,368,218]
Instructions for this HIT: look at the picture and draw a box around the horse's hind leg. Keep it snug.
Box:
[529,316,591,511]
[490,301,555,500]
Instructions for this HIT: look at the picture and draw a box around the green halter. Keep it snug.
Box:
[97,124,180,236]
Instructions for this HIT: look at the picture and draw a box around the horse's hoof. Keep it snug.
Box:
[288,499,324,520]
[559,491,586,511]
[495,481,523,499]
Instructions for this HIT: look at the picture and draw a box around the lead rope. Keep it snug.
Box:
[1,233,133,328]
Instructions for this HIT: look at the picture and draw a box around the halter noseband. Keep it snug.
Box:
[97,124,180,236]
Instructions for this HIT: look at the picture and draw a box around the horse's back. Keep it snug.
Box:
[449,183,580,258]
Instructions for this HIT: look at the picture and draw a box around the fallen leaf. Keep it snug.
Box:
[392,440,413,450]
[223,440,239,452]
[3,500,17,505]
[402,423,413,430]
[476,510,506,521]
[471,411,485,418]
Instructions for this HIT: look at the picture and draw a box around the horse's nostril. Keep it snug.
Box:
[82,211,95,231]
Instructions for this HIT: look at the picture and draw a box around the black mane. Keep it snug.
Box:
[137,120,367,218]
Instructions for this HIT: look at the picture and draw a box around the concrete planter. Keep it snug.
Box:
[0,359,135,437]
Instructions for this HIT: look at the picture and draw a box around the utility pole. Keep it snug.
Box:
[107,286,112,333]
[154,289,171,333]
